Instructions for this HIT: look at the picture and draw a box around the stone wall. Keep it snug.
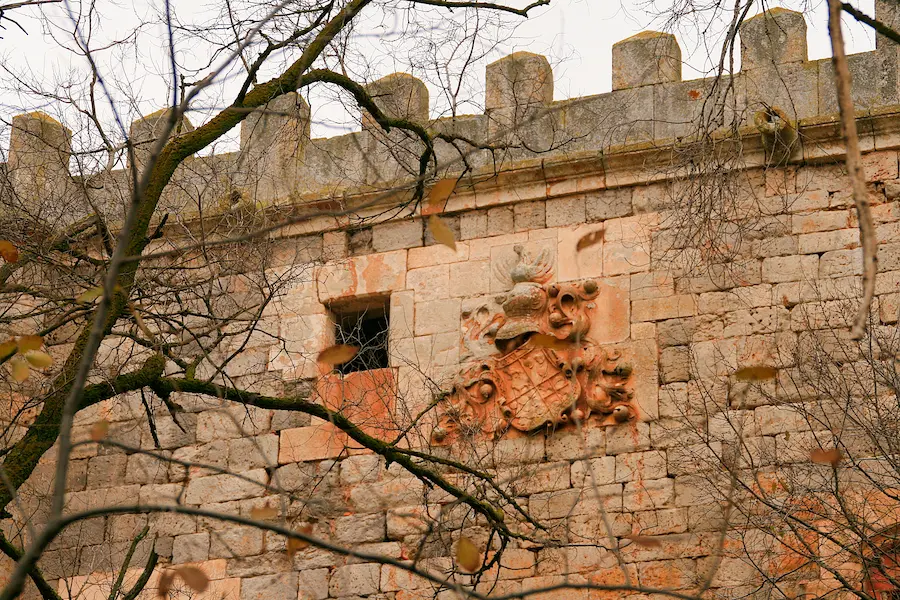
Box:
[5,5,900,600]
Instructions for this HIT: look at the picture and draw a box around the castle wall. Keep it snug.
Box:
[5,6,900,600]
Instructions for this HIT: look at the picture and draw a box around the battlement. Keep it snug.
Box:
[5,6,900,224]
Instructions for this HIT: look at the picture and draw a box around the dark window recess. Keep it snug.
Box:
[332,299,390,374]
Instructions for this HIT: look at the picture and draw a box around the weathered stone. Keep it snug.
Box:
[172,532,210,564]
[328,563,381,597]
[241,573,298,600]
[612,31,681,90]
[334,513,385,544]
[183,470,268,504]
[372,219,423,252]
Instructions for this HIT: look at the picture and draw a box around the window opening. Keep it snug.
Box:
[331,297,390,374]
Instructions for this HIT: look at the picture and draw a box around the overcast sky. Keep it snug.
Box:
[0,0,878,147]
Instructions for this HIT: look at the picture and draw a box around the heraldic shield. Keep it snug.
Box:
[431,244,637,446]
[496,342,575,432]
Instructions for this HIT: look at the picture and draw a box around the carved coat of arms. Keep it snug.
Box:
[432,245,635,445]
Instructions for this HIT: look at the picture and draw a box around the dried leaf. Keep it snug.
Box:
[250,502,279,520]
[91,420,110,442]
[455,536,481,573]
[428,215,457,251]
[286,524,313,557]
[0,340,17,362]
[128,301,154,339]
[810,448,843,467]
[530,333,569,351]
[176,566,209,593]
[9,356,29,383]
[157,570,175,598]
[623,534,662,548]
[575,229,605,252]
[24,351,53,369]
[428,178,456,208]
[734,366,778,381]
[75,286,104,304]
[317,344,358,366]
[16,335,43,352]
[0,240,18,263]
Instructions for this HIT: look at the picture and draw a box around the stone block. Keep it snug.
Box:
[406,264,449,301]
[414,298,460,335]
[364,73,429,124]
[623,478,675,511]
[546,196,587,227]
[317,250,407,302]
[172,532,210,564]
[323,231,349,261]
[792,210,849,234]
[449,259,491,297]
[183,470,267,504]
[209,525,264,559]
[632,295,697,322]
[819,249,863,277]
[485,52,553,110]
[514,201,546,231]
[659,346,690,384]
[86,454,128,489]
[227,434,279,471]
[557,223,605,281]
[586,188,633,221]
[279,423,348,463]
[616,450,668,482]
[606,422,651,455]
[129,109,194,173]
[487,206,514,236]
[372,219,423,253]
[571,456,616,487]
[460,210,488,240]
[740,9,807,70]
[150,413,198,449]
[387,505,440,539]
[241,573,298,600]
[545,426,606,461]
[329,563,381,597]
[297,569,329,600]
[761,255,819,283]
[612,31,681,90]
[797,228,859,254]
[408,242,469,268]
[334,513,385,544]
[125,452,169,485]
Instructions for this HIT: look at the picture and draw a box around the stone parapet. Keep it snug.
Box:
[5,7,900,226]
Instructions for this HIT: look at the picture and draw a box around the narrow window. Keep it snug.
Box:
[330,297,390,374]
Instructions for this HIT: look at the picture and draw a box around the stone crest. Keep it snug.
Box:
[432,245,635,445]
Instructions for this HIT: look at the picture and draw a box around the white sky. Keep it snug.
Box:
[0,0,878,151]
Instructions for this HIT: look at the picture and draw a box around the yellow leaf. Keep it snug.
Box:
[16,335,42,352]
[250,502,279,520]
[0,340,16,362]
[734,366,778,381]
[75,286,104,304]
[428,178,456,208]
[455,536,481,573]
[428,215,456,251]
[810,448,843,467]
[91,420,110,442]
[157,570,175,598]
[623,534,662,548]
[575,228,605,252]
[317,344,358,366]
[176,566,209,593]
[9,356,29,382]
[0,240,18,263]
[24,351,53,369]
[286,524,313,557]
[530,333,569,351]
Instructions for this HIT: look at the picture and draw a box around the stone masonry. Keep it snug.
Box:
[6,5,900,600]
